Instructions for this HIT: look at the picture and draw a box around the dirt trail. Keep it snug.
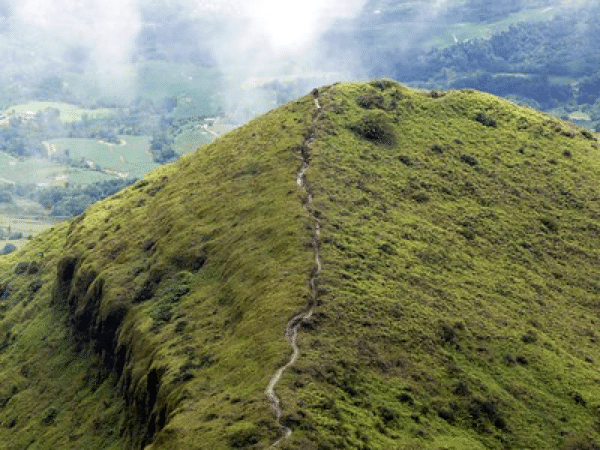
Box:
[265,91,322,448]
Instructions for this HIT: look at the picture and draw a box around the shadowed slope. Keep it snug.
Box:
[2,80,600,449]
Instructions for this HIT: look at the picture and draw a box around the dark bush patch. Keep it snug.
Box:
[134,269,163,303]
[431,144,443,153]
[134,180,150,190]
[349,113,397,146]
[540,217,559,233]
[41,406,59,425]
[516,355,529,365]
[142,239,156,254]
[469,398,506,431]
[437,408,455,424]
[573,392,587,406]
[459,228,476,241]
[398,393,414,405]
[27,280,43,299]
[563,149,572,158]
[357,94,386,110]
[370,79,397,91]
[440,323,458,345]
[399,155,412,165]
[15,261,40,275]
[378,242,397,255]
[581,130,595,140]
[412,191,430,203]
[228,425,261,448]
[460,154,479,166]
[454,382,471,396]
[150,303,172,328]
[475,112,497,127]
[521,330,538,343]
[379,406,399,424]
[175,320,187,333]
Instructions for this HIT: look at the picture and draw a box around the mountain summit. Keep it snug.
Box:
[2,80,600,449]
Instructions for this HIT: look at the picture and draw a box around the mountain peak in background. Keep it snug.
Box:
[2,80,600,449]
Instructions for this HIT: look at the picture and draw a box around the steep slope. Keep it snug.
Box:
[2,80,600,449]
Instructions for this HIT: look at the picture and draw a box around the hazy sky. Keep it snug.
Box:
[0,0,594,105]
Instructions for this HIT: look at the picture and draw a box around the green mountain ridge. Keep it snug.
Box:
[2,80,600,449]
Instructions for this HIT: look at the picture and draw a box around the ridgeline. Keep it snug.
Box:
[2,80,600,449]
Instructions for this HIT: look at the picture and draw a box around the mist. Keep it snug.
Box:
[0,0,596,118]
[196,0,369,120]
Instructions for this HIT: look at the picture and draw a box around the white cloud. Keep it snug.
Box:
[12,0,142,98]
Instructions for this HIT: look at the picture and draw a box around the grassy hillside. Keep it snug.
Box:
[2,80,600,449]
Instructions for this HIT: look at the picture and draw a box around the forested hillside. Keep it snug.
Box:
[368,3,600,129]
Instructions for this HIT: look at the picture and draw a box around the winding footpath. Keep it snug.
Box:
[265,91,323,448]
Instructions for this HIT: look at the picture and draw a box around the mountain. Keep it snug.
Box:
[2,80,600,449]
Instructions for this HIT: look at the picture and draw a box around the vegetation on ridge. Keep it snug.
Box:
[2,80,600,449]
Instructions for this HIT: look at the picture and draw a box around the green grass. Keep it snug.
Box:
[0,151,67,186]
[47,135,156,179]
[2,80,600,449]
[3,101,115,123]
[0,134,154,188]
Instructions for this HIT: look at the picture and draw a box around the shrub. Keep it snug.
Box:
[412,191,430,203]
[379,406,399,424]
[460,154,479,166]
[228,423,261,448]
[41,406,59,425]
[540,217,559,232]
[521,330,538,343]
[370,79,397,90]
[399,155,412,165]
[468,398,506,431]
[475,112,497,127]
[349,113,397,146]
[357,94,386,110]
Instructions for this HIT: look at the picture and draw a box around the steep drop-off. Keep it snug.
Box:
[2,80,600,449]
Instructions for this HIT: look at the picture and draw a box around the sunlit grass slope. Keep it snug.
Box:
[280,81,600,449]
[0,95,316,449]
[2,80,600,449]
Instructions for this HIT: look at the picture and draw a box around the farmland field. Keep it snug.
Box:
[3,101,116,123]
[45,135,156,180]
[0,197,63,246]
[0,152,67,186]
